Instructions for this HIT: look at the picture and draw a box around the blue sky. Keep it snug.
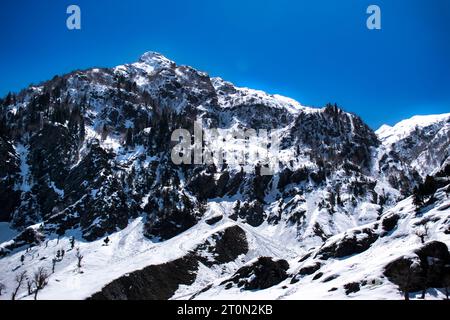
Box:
[0,0,449,129]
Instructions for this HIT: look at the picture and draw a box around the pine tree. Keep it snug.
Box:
[125,127,133,147]
[412,187,424,212]
[101,124,108,141]
[4,92,12,106]
[69,236,75,249]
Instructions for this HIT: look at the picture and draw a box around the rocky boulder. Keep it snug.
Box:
[222,257,290,290]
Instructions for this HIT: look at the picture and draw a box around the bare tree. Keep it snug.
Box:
[33,267,50,300]
[11,270,27,300]
[26,279,33,295]
[52,258,57,273]
[0,282,5,296]
[75,247,84,269]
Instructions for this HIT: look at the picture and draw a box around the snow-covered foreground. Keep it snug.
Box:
[1,189,448,300]
[193,194,450,300]
[0,200,296,300]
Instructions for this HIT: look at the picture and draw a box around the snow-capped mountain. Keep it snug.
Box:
[0,52,448,300]
[376,113,450,177]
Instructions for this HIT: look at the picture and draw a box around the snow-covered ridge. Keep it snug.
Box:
[376,113,450,146]
[138,51,175,69]
[108,52,317,116]
[210,76,317,114]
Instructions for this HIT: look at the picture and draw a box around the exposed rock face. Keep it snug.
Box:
[205,215,223,225]
[89,225,249,300]
[90,254,199,300]
[195,225,248,266]
[290,262,322,284]
[316,228,379,260]
[0,136,20,222]
[0,227,45,257]
[222,257,290,290]
[384,241,450,294]
[343,282,361,295]
[231,200,266,227]
[377,115,450,178]
[381,213,400,232]
[284,104,379,173]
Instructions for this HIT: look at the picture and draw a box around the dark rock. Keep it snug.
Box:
[90,226,248,300]
[234,200,266,227]
[381,214,400,232]
[415,241,450,288]
[298,252,312,262]
[384,256,425,293]
[298,262,322,276]
[187,173,217,201]
[144,208,200,241]
[344,282,360,295]
[316,227,378,259]
[384,241,450,294]
[215,172,230,197]
[312,272,324,280]
[0,227,45,256]
[195,225,248,266]
[322,274,339,283]
[310,170,326,184]
[415,241,450,263]
[291,262,322,283]
[222,257,290,291]
[90,254,198,300]
[205,215,223,225]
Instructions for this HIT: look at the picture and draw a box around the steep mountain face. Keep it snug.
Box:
[376,114,450,177]
[0,52,449,300]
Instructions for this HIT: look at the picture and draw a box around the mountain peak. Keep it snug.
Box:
[137,51,175,69]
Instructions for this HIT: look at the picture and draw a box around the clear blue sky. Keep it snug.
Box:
[1,0,449,129]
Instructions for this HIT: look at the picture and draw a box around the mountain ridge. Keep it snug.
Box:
[0,52,448,300]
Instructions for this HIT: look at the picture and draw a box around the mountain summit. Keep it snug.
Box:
[138,51,176,70]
